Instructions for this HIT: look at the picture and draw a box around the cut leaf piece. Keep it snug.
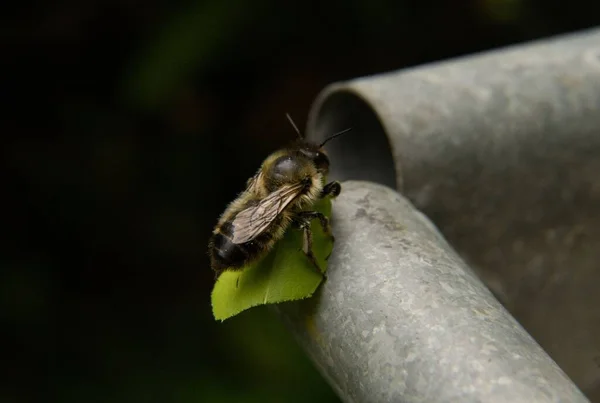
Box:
[211,198,333,321]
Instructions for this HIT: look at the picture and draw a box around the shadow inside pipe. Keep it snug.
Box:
[306,89,397,190]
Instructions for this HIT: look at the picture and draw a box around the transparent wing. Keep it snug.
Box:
[246,172,261,192]
[231,182,304,244]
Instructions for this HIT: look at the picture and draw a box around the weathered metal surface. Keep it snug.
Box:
[278,28,600,401]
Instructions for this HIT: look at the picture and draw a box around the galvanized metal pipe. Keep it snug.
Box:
[277,28,600,402]
[277,181,588,403]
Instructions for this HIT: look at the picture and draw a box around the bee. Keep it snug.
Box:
[208,114,350,280]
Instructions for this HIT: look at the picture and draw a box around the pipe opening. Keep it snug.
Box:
[306,89,397,189]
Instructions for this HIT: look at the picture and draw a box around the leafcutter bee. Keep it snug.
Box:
[208,114,350,279]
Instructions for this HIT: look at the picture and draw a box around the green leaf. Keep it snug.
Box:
[211,198,333,321]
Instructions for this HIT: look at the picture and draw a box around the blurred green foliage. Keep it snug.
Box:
[3,0,600,402]
[123,0,257,109]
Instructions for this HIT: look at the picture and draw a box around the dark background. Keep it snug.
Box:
[3,1,599,402]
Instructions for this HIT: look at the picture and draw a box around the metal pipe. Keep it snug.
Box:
[277,28,600,401]
[277,181,588,403]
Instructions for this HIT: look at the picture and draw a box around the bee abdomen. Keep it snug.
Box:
[210,232,250,272]
[210,222,274,274]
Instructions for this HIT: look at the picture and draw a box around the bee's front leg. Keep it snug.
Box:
[320,181,341,199]
[291,214,326,277]
[296,211,334,243]
[302,224,327,276]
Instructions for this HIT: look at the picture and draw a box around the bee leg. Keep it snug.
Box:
[300,223,326,277]
[290,216,308,252]
[296,211,334,243]
[320,181,341,199]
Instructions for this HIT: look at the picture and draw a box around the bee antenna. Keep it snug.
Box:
[285,113,303,139]
[319,127,352,147]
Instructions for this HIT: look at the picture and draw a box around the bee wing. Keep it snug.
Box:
[246,172,261,192]
[231,182,304,244]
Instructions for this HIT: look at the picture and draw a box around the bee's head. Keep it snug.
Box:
[297,142,330,174]
[285,113,351,175]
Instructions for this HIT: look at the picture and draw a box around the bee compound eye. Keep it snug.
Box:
[272,156,301,179]
[314,152,329,171]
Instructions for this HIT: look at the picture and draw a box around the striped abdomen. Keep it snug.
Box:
[209,219,282,276]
